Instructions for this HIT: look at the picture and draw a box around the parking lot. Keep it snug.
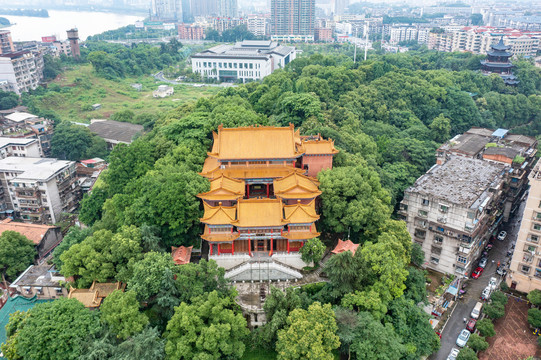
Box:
[431,200,525,360]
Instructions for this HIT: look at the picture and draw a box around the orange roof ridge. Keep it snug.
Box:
[201,202,237,225]
[283,200,320,223]
[197,175,245,200]
[331,239,359,256]
[274,172,321,198]
[302,138,339,155]
[171,245,193,265]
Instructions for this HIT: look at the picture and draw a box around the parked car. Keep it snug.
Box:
[447,348,460,360]
[456,329,471,347]
[479,257,488,268]
[496,266,507,276]
[471,302,483,319]
[466,318,477,332]
[488,277,498,289]
[485,242,493,251]
[471,267,484,279]
[498,231,507,241]
[481,286,492,301]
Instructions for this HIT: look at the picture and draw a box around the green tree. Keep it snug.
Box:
[79,188,108,226]
[0,90,18,110]
[490,291,508,305]
[350,311,406,360]
[457,347,478,360]
[476,318,495,337]
[175,259,231,303]
[52,227,92,268]
[100,290,148,339]
[128,251,177,302]
[276,302,340,360]
[0,231,36,290]
[404,267,428,304]
[528,289,541,306]
[114,327,165,359]
[60,226,143,287]
[318,164,392,239]
[300,237,325,265]
[484,302,505,320]
[528,308,541,328]
[411,242,425,267]
[1,298,101,360]
[429,113,451,143]
[324,251,364,298]
[51,122,107,161]
[111,109,135,123]
[165,291,249,360]
[468,333,488,352]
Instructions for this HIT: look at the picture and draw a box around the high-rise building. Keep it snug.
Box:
[0,31,14,55]
[190,0,218,17]
[271,0,315,36]
[66,29,80,59]
[334,0,348,15]
[0,50,44,95]
[152,0,183,21]
[218,0,237,17]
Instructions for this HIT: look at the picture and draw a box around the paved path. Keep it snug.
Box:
[431,199,526,359]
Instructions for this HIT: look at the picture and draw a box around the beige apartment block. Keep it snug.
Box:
[507,163,541,293]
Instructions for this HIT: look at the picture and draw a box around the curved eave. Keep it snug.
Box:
[275,192,322,200]
[197,194,243,201]
[284,231,320,240]
[201,233,240,242]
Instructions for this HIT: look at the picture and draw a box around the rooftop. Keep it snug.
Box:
[406,157,507,207]
[274,173,321,199]
[171,245,193,265]
[448,133,490,156]
[4,112,37,123]
[192,41,294,59]
[0,157,73,181]
[197,175,245,201]
[331,239,359,256]
[0,219,56,245]
[88,120,143,144]
[0,136,37,148]
[10,264,65,288]
[0,296,50,347]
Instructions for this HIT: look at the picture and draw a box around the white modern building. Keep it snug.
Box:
[191,40,296,83]
[0,157,80,224]
[0,137,41,159]
[247,15,268,36]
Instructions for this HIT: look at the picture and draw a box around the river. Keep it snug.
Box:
[2,10,144,42]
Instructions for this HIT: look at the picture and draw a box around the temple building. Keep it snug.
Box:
[198,124,338,281]
[480,37,519,86]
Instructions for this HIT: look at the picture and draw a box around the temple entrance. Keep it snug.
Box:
[246,183,274,198]
[257,240,265,252]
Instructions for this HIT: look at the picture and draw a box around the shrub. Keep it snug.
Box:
[476,318,495,337]
[457,347,477,360]
[484,302,505,320]
[528,289,541,307]
[500,281,509,292]
[491,291,508,305]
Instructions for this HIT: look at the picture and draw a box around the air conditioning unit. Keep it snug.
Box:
[429,226,433,230]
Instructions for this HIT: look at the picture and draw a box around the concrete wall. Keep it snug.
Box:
[302,154,333,178]
[211,254,251,270]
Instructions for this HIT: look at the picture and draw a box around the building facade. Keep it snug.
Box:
[152,0,183,21]
[0,30,14,55]
[66,29,80,59]
[178,23,205,40]
[401,157,508,276]
[0,50,44,95]
[0,157,80,224]
[507,163,541,292]
[198,125,337,280]
[0,137,41,159]
[271,0,315,36]
[191,40,296,82]
[247,15,268,36]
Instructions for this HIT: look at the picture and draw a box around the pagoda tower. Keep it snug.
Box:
[480,36,519,86]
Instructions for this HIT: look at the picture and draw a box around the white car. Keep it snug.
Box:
[447,348,460,360]
[456,329,471,347]
[481,286,492,301]
[498,231,507,241]
[488,277,498,290]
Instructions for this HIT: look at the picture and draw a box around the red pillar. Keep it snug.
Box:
[210,244,213,255]
[217,244,221,255]
[232,241,234,255]
[247,184,250,198]
[248,230,251,256]
[270,229,273,256]
[266,183,269,198]
[287,240,290,254]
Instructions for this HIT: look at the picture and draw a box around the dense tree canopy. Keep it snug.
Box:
[0,231,36,286]
[51,122,108,161]
[100,290,149,339]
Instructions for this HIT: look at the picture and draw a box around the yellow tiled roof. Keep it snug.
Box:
[274,172,321,199]
[283,200,320,223]
[302,139,339,155]
[202,166,305,180]
[198,175,245,201]
[201,202,237,225]
[201,225,240,242]
[201,156,220,175]
[208,124,304,160]
[68,288,102,308]
[284,227,320,240]
[234,199,287,228]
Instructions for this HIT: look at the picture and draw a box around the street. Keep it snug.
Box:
[431,199,526,360]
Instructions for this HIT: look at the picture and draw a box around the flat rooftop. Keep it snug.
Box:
[192,41,295,60]
[0,137,37,148]
[10,264,65,288]
[406,157,507,207]
[0,157,73,181]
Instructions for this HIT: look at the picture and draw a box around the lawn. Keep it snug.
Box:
[35,65,220,123]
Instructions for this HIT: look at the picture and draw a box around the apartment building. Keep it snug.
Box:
[0,157,80,224]
[0,50,44,95]
[1,112,54,156]
[508,163,541,292]
[400,157,508,276]
[247,15,268,37]
[271,0,315,36]
[0,137,41,159]
[0,30,15,55]
[191,40,296,82]
[178,24,205,40]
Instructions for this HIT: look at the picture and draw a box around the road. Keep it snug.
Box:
[431,199,525,360]
[152,71,238,88]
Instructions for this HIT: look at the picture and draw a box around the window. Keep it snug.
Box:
[400,203,408,211]
[521,264,531,274]
[529,234,539,243]
[431,246,441,255]
[533,223,541,231]
[430,256,439,264]
[525,244,537,253]
[457,256,467,264]
[418,210,428,217]
[440,205,449,213]
[421,199,429,206]
[535,269,541,279]
[434,235,443,244]
[536,212,541,220]
[437,227,445,233]
[414,229,426,239]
